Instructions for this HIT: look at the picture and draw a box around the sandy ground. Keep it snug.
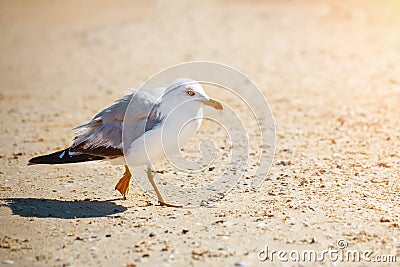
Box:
[1,0,400,266]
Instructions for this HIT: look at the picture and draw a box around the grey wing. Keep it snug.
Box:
[70,88,164,158]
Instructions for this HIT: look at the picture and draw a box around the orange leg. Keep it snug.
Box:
[115,165,131,199]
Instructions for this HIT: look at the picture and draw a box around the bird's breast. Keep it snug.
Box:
[125,108,203,167]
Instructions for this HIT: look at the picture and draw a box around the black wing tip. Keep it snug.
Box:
[28,157,41,165]
[28,149,105,165]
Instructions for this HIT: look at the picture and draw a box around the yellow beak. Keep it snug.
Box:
[201,98,223,110]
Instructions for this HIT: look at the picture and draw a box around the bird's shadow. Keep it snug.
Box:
[1,198,127,219]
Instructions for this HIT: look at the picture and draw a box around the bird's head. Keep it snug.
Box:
[162,78,223,113]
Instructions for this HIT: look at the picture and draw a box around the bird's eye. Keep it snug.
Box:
[186,89,196,96]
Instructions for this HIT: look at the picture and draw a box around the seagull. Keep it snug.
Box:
[29,78,223,207]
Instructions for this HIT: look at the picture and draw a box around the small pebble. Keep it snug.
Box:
[149,232,156,237]
[2,259,14,264]
[257,222,266,228]
[234,261,244,266]
[200,201,208,207]
[105,234,111,237]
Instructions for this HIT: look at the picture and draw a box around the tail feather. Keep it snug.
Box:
[28,148,105,165]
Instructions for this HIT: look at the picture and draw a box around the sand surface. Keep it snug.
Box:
[0,0,399,266]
